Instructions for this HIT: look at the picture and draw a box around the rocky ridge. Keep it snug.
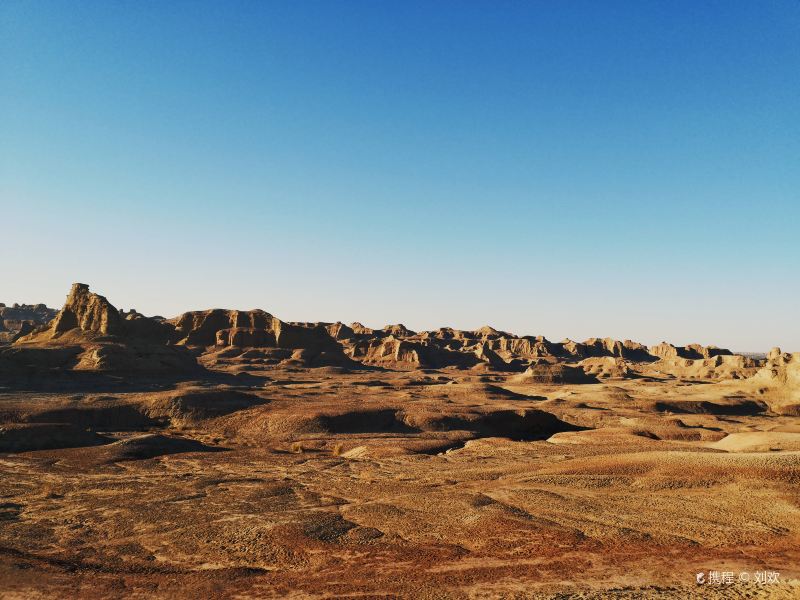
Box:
[0,283,770,380]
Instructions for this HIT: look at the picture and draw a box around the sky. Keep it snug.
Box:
[1,1,798,351]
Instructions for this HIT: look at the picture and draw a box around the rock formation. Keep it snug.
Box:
[1,282,768,377]
[511,362,598,384]
[169,309,274,346]
[650,341,732,360]
[3,284,196,374]
[0,302,57,343]
[50,283,123,336]
[745,351,800,414]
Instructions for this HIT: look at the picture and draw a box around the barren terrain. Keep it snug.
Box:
[1,285,798,598]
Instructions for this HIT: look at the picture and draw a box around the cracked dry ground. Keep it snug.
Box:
[1,370,799,598]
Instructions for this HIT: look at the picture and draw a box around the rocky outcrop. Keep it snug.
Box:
[767,347,783,361]
[488,336,558,360]
[170,309,274,346]
[272,320,341,352]
[349,336,424,367]
[650,342,682,359]
[620,340,653,361]
[0,302,57,342]
[170,309,343,357]
[9,321,34,342]
[474,326,508,339]
[350,322,375,335]
[650,342,732,360]
[579,356,633,379]
[50,283,123,336]
[580,338,652,361]
[745,351,800,414]
[561,339,586,358]
[686,344,732,359]
[511,363,598,384]
[215,327,276,348]
[33,284,175,344]
[473,342,512,371]
[326,322,355,340]
[1,283,766,380]
[3,284,198,375]
[349,336,482,370]
[641,354,759,381]
[382,324,416,338]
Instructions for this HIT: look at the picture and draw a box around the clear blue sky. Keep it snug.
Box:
[1,1,798,351]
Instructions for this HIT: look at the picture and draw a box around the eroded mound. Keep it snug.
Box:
[403,407,581,440]
[0,423,109,452]
[99,434,221,461]
[144,388,268,426]
[512,363,598,384]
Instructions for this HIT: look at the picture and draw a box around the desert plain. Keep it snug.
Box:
[0,284,798,599]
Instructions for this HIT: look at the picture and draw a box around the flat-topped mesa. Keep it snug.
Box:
[50,283,123,336]
[170,309,339,351]
[169,309,274,346]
